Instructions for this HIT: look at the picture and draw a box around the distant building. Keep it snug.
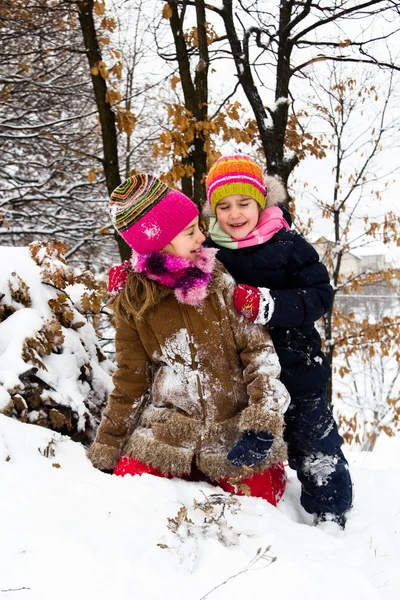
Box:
[312,238,398,316]
[359,254,387,273]
[312,237,361,278]
[312,237,389,278]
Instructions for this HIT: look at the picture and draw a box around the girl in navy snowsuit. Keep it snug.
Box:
[205,154,353,527]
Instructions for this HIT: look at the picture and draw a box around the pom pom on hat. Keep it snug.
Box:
[109,174,199,254]
[206,154,266,214]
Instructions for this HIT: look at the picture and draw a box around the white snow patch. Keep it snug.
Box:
[141,222,161,239]
[1,414,400,599]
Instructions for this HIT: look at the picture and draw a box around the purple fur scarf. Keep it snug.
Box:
[130,246,218,306]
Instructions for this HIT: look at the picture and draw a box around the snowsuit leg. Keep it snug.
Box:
[218,462,287,506]
[283,387,353,521]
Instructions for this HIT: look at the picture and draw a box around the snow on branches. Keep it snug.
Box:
[0,240,114,444]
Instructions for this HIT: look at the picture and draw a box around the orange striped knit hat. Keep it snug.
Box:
[206,154,266,214]
[109,174,198,254]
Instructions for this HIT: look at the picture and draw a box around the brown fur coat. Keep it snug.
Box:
[88,262,289,480]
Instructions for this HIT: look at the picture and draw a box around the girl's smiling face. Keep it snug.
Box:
[162,216,205,261]
[215,194,260,239]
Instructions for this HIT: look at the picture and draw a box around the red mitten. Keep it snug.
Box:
[108,260,131,295]
[233,284,261,322]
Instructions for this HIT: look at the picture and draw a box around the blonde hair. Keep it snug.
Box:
[110,271,169,322]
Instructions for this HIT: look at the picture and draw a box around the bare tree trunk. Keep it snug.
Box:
[167,0,208,206]
[192,0,209,206]
[220,0,297,186]
[75,0,130,260]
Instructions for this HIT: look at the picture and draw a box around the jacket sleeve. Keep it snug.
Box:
[266,232,333,328]
[223,281,290,436]
[87,318,150,470]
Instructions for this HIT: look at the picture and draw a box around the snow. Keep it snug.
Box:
[1,413,399,600]
[264,115,274,130]
[153,328,201,409]
[0,245,114,438]
[141,222,161,239]
[0,309,43,388]
[0,245,398,597]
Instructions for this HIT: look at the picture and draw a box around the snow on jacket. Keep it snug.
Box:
[88,262,290,479]
[204,178,333,395]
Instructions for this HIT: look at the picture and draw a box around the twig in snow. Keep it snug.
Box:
[199,546,277,599]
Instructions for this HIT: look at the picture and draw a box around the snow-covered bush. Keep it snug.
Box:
[0,241,114,443]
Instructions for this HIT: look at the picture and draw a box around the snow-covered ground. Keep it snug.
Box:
[1,414,399,600]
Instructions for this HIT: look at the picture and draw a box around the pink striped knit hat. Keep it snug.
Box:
[109,175,198,253]
[206,154,266,214]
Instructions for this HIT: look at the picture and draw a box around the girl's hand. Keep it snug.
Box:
[108,260,131,295]
[227,430,275,467]
[233,284,261,322]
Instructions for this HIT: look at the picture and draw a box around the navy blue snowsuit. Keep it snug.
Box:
[205,210,353,523]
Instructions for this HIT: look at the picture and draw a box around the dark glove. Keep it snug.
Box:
[227,430,274,468]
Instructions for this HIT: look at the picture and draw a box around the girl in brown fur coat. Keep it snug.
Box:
[88,174,290,504]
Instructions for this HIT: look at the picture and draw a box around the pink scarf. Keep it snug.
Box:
[209,205,290,249]
[108,247,217,306]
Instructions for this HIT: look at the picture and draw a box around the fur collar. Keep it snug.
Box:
[131,247,217,306]
[131,259,228,309]
[264,175,288,207]
[109,248,227,312]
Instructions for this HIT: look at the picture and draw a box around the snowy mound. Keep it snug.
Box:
[1,415,400,599]
[0,242,114,443]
